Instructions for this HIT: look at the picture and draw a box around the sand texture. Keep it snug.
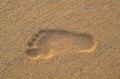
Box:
[0,0,120,79]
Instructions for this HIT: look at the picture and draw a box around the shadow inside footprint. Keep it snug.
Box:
[25,30,97,59]
[26,48,40,59]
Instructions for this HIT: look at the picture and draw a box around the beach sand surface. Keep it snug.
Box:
[0,0,120,79]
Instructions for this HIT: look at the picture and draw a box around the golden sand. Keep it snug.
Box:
[0,0,120,79]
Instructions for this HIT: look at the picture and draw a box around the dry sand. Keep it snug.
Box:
[0,0,120,79]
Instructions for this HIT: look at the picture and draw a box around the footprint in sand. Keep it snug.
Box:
[25,30,97,59]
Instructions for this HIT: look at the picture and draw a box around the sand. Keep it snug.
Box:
[0,0,120,79]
